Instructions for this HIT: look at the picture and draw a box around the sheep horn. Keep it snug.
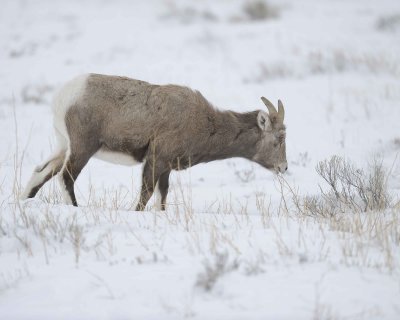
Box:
[277,99,285,123]
[261,96,277,116]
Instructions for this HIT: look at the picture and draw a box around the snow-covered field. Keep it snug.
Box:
[1,0,400,319]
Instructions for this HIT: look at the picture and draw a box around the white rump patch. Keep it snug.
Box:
[52,74,89,140]
[94,149,139,166]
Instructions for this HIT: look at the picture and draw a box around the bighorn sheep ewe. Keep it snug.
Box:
[21,74,287,210]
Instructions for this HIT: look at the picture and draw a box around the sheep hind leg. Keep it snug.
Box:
[58,145,99,206]
[21,150,66,200]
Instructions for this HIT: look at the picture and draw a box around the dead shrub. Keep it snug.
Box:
[21,84,53,105]
[315,156,391,213]
[196,251,239,291]
[243,1,279,21]
[377,14,400,32]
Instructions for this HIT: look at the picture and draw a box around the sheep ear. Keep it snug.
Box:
[257,111,271,131]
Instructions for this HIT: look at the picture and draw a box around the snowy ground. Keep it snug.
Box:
[1,0,400,319]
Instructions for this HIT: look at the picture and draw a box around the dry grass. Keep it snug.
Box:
[3,114,399,291]
[160,3,218,24]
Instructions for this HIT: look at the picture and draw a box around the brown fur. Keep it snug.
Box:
[23,74,287,210]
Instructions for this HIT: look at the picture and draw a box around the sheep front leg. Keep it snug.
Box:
[136,161,165,211]
[154,170,171,211]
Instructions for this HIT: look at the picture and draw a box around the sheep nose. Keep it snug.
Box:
[278,162,288,173]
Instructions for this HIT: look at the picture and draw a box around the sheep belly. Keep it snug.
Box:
[93,149,139,166]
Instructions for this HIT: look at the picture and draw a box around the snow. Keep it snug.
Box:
[1,0,400,319]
